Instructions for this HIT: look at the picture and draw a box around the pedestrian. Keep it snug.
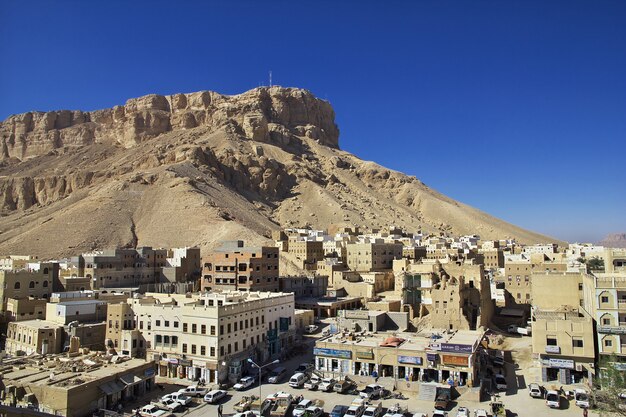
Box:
[218,404,223,417]
[583,408,588,417]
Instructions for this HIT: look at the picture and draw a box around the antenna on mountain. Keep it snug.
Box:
[269,70,272,87]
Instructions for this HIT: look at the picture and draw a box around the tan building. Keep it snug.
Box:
[288,240,325,270]
[162,247,201,283]
[5,297,48,322]
[106,291,296,384]
[314,329,484,388]
[502,255,571,305]
[5,319,64,355]
[105,302,137,352]
[0,255,35,271]
[201,240,279,292]
[0,263,58,318]
[605,248,626,273]
[346,242,402,272]
[45,300,108,325]
[480,249,504,269]
[531,272,586,309]
[0,354,156,416]
[531,306,595,384]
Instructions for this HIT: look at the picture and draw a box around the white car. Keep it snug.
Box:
[494,374,507,391]
[204,389,227,404]
[528,383,543,398]
[293,399,315,417]
[136,405,170,417]
[319,377,336,392]
[163,392,192,406]
[158,398,183,412]
[546,390,560,408]
[305,325,319,334]
[303,406,324,417]
[304,376,321,390]
[346,405,365,417]
[363,404,384,417]
[456,407,469,417]
[432,411,448,417]
[359,384,384,399]
[233,412,256,417]
[474,410,489,417]
[177,385,207,397]
[234,376,256,390]
[575,389,590,408]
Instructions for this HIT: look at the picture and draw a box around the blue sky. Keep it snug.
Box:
[1,1,624,242]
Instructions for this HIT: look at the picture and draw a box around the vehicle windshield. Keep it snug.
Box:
[547,393,559,401]
[577,393,588,401]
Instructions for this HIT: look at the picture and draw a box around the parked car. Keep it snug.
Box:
[204,389,227,404]
[359,384,384,399]
[319,377,336,392]
[333,379,353,394]
[432,411,448,417]
[345,404,366,417]
[575,389,590,408]
[296,363,314,373]
[305,376,321,390]
[163,392,192,406]
[494,374,507,391]
[363,403,384,417]
[474,410,489,417]
[492,350,505,367]
[545,390,561,409]
[233,412,257,417]
[234,376,256,390]
[528,383,544,398]
[330,405,350,417]
[456,407,469,417]
[434,391,450,410]
[157,398,184,412]
[135,405,171,417]
[268,367,288,384]
[303,406,324,417]
[305,325,319,334]
[293,399,315,417]
[289,372,309,388]
[177,385,208,397]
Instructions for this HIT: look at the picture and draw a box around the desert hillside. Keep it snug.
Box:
[0,86,555,258]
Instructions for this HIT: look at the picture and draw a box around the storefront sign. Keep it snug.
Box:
[168,358,179,365]
[598,326,626,334]
[426,353,438,362]
[545,346,561,354]
[356,350,374,360]
[159,360,169,366]
[313,347,352,359]
[441,354,469,367]
[193,360,207,368]
[543,358,574,369]
[440,343,473,354]
[398,355,423,365]
[179,359,192,367]
[345,310,369,319]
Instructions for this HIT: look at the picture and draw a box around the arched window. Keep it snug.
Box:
[43,281,48,288]
[29,281,35,288]
[43,268,49,275]
[14,282,20,289]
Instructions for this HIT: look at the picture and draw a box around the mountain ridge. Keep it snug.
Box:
[0,86,558,258]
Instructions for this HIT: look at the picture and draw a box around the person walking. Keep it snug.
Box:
[218,404,223,417]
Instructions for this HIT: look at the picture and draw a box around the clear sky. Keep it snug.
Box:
[1,1,624,243]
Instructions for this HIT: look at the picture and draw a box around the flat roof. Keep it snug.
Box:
[10,319,63,329]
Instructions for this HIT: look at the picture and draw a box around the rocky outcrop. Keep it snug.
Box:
[598,233,626,248]
[0,87,339,160]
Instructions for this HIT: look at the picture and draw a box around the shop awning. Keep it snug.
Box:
[99,380,124,395]
[119,374,142,385]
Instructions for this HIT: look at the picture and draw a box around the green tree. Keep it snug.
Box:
[593,355,626,416]
[588,258,605,272]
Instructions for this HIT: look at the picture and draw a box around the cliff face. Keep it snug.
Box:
[0,87,339,160]
[0,86,555,258]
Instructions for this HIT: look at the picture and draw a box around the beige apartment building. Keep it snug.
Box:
[5,297,48,322]
[201,240,279,292]
[583,272,626,361]
[0,263,59,318]
[288,240,325,270]
[106,290,296,384]
[63,247,168,289]
[531,272,586,309]
[605,248,626,273]
[5,319,64,355]
[346,242,402,272]
[531,306,595,384]
[0,255,35,271]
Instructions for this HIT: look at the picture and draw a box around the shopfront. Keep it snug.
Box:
[314,347,352,375]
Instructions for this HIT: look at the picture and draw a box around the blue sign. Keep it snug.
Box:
[398,355,423,365]
[313,347,352,359]
[440,343,473,354]
[427,353,438,361]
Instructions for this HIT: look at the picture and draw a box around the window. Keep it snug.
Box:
[43,281,48,287]
[228,344,232,354]
[192,324,197,333]
[227,324,231,333]
[210,347,216,357]
[234,342,239,352]
[182,343,188,353]
[174,321,179,328]
[164,336,170,344]
[220,325,224,334]
[547,337,557,346]
[183,323,188,332]
[605,339,613,347]
[14,282,20,289]
[572,339,584,348]
[201,325,206,334]
[578,283,583,291]
[29,281,35,288]
[201,346,206,355]
[191,345,196,354]
[210,326,216,335]
[601,296,609,303]
[172,336,178,345]
[220,346,224,356]
[164,320,170,327]
[156,335,162,343]
[156,320,161,326]
[603,318,611,325]
[234,322,238,332]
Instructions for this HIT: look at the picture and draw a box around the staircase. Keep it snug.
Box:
[419,382,438,401]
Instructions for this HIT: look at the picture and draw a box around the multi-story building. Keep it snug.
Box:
[45,300,108,325]
[201,241,279,292]
[5,319,64,355]
[288,240,325,270]
[583,272,626,362]
[279,275,328,298]
[162,247,201,283]
[605,248,626,273]
[5,297,48,322]
[106,291,296,384]
[346,241,402,272]
[63,247,168,289]
[0,255,35,271]
[0,262,59,318]
[531,306,595,384]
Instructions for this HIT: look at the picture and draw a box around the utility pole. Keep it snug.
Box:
[269,71,272,87]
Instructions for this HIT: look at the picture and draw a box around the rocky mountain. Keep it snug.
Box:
[0,86,554,258]
[598,233,626,248]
